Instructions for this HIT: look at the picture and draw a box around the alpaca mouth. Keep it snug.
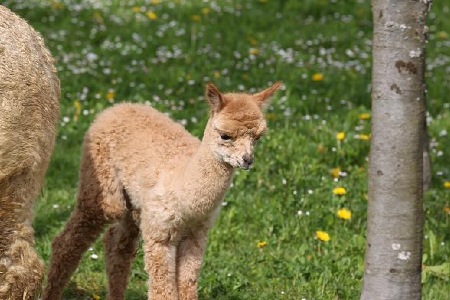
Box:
[227,159,252,170]
[240,164,252,170]
[220,154,253,170]
[239,160,253,170]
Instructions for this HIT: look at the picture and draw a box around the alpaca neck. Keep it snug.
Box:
[172,120,234,216]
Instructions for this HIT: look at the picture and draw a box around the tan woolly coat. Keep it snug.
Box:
[0,5,60,299]
[86,103,232,224]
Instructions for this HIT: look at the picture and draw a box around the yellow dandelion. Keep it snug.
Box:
[330,167,341,179]
[191,15,201,22]
[249,48,260,56]
[315,231,330,242]
[257,241,267,249]
[312,73,324,81]
[151,0,161,4]
[201,7,211,15]
[50,1,64,10]
[74,100,81,113]
[336,132,345,141]
[266,113,277,122]
[333,187,347,196]
[241,73,250,81]
[213,70,221,79]
[146,11,158,20]
[132,6,141,13]
[337,208,352,220]
[358,134,370,141]
[358,113,371,120]
[73,100,81,122]
[443,206,450,215]
[444,181,450,189]
[106,90,115,102]
[437,31,449,40]
[317,144,326,154]
[247,36,258,46]
[92,12,103,24]
[92,294,100,300]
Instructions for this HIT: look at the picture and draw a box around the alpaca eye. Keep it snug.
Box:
[220,134,232,141]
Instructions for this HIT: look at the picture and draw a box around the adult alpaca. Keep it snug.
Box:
[44,82,281,300]
[0,5,60,299]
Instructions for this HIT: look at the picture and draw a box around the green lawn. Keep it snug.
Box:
[4,0,449,299]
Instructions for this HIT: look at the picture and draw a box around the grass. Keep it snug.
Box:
[3,0,450,299]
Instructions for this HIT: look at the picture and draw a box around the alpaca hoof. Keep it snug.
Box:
[0,247,44,300]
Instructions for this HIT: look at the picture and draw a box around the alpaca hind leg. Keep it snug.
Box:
[0,172,45,300]
[104,212,140,300]
[44,133,128,299]
[0,227,44,300]
[176,228,208,300]
[42,208,107,300]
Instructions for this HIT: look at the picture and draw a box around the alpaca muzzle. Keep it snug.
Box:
[241,154,254,170]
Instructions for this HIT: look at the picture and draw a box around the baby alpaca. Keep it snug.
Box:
[0,6,60,300]
[43,82,281,300]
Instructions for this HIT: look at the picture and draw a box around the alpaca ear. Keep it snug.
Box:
[253,82,282,109]
[205,83,224,113]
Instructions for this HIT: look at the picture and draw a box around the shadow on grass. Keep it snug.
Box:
[60,282,146,300]
[61,282,95,300]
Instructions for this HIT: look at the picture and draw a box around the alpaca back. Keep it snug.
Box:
[0,5,60,180]
[83,103,200,200]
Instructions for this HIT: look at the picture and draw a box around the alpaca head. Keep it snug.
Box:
[204,82,281,170]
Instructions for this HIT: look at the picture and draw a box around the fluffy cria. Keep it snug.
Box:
[0,5,60,300]
[43,82,281,300]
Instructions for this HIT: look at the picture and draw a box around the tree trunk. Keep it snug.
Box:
[361,1,431,300]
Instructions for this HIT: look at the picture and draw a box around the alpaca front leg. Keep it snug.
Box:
[176,229,208,300]
[142,237,178,300]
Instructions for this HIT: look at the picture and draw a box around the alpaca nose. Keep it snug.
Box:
[242,154,254,169]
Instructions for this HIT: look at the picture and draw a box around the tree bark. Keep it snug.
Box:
[361,1,431,299]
